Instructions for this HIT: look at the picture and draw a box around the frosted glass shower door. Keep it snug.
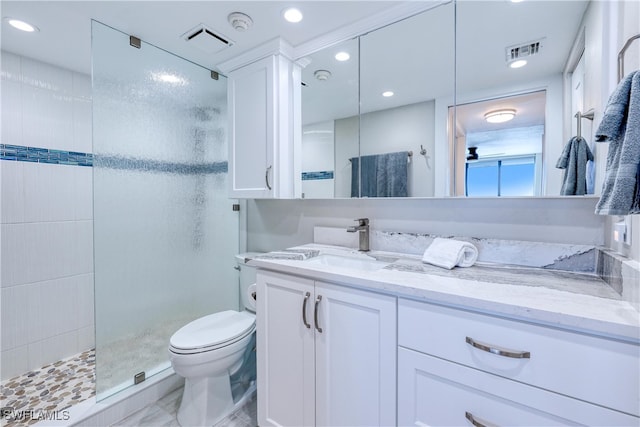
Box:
[92,21,238,399]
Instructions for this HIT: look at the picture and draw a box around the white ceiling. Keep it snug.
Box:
[0,1,401,75]
[2,0,589,139]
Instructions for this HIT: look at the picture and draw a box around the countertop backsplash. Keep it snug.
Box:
[313,226,640,312]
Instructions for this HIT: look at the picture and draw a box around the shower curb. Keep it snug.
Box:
[34,369,183,427]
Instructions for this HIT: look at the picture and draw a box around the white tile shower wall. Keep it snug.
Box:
[0,51,94,380]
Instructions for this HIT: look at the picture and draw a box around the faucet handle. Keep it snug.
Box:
[355,218,369,226]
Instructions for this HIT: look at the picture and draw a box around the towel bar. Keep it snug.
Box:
[349,151,413,162]
[618,33,640,82]
[575,109,595,139]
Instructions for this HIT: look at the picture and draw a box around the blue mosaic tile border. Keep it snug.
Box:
[96,155,228,175]
[1,144,93,167]
[302,171,334,181]
[0,144,228,175]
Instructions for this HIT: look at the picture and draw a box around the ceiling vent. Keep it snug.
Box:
[506,39,544,62]
[181,24,234,55]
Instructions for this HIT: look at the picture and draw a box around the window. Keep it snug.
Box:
[466,156,536,197]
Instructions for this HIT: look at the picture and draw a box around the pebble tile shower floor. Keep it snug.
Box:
[1,350,95,427]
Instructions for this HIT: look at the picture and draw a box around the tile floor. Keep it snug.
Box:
[114,387,257,427]
[0,350,95,427]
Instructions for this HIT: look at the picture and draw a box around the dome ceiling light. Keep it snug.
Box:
[484,109,516,124]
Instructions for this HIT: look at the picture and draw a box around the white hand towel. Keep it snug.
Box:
[422,238,478,270]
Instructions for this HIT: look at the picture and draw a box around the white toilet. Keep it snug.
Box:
[169,254,258,426]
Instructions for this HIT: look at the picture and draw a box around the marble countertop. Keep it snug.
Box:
[249,244,640,343]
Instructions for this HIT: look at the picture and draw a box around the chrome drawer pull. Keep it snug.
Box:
[465,411,497,427]
[465,336,530,359]
[302,292,311,329]
[314,295,323,333]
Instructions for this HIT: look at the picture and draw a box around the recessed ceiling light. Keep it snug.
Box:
[484,109,516,123]
[6,18,38,32]
[382,91,394,97]
[509,59,528,69]
[283,8,303,23]
[511,0,524,3]
[335,52,350,62]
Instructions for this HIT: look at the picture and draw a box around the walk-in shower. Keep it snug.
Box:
[0,21,239,426]
[92,20,239,400]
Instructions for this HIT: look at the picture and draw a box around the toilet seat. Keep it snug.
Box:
[169,310,255,355]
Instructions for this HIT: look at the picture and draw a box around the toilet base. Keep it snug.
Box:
[176,374,256,426]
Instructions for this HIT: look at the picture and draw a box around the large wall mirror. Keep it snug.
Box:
[301,0,598,199]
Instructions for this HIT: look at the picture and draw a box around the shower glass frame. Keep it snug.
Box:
[91,20,239,400]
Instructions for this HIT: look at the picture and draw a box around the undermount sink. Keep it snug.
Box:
[306,253,391,271]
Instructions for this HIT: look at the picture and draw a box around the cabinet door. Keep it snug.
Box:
[228,56,275,198]
[314,282,397,426]
[398,347,639,426]
[257,271,315,427]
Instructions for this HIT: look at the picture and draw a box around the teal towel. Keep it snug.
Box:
[351,152,408,197]
[595,70,640,215]
[556,136,593,195]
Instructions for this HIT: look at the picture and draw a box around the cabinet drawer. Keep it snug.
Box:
[398,347,638,426]
[398,298,640,416]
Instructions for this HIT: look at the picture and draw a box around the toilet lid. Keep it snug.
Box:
[169,310,255,351]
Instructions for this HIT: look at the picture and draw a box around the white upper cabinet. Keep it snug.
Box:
[226,49,302,199]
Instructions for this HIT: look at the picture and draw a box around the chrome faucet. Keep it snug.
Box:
[347,218,370,252]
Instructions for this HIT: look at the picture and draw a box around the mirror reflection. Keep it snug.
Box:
[452,91,546,197]
[454,0,592,197]
[301,38,359,198]
[301,0,597,198]
[359,2,455,198]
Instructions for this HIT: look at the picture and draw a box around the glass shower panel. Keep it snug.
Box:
[92,21,238,399]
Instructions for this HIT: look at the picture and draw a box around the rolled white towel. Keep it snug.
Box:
[422,238,478,270]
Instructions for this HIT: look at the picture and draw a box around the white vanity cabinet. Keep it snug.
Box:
[227,54,301,199]
[256,270,397,426]
[397,298,640,426]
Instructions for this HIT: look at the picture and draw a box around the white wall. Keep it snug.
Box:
[334,116,359,198]
[246,197,605,253]
[0,51,94,380]
[360,101,435,197]
[333,101,436,198]
[302,121,335,198]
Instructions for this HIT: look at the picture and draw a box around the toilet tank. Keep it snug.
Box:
[236,253,260,312]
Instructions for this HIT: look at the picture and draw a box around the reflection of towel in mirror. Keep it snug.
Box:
[595,70,640,215]
[421,238,478,270]
[351,151,408,197]
[556,136,594,195]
